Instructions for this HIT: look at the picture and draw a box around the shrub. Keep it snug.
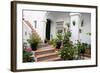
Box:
[59,46,75,60]
[23,48,34,62]
[59,30,75,60]
[76,41,87,55]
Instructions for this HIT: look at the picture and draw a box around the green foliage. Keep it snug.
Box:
[64,31,71,39]
[63,31,72,47]
[23,50,32,59]
[27,35,40,45]
[59,30,75,60]
[60,46,75,60]
[49,38,58,47]
[86,32,91,36]
[49,33,63,48]
[76,41,87,55]
[23,49,34,62]
[87,44,91,49]
[56,33,63,42]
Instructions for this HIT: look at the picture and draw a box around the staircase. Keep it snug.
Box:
[23,19,42,42]
[23,19,61,62]
[32,45,61,62]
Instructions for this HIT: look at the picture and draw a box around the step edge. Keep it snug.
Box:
[36,52,58,58]
[34,48,55,53]
[40,57,61,62]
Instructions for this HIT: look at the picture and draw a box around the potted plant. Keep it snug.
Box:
[27,35,40,51]
[56,33,63,49]
[44,38,48,43]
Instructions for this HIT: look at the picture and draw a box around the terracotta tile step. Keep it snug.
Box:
[37,54,59,61]
[38,43,49,48]
[36,52,58,58]
[35,50,55,56]
[35,47,55,53]
[40,57,61,62]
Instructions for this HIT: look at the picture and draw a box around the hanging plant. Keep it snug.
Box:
[79,29,82,33]
[86,32,91,36]
[73,21,75,26]
[81,19,84,27]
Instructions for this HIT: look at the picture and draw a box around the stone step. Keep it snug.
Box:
[38,43,49,48]
[37,53,59,61]
[35,48,55,56]
[39,57,61,62]
[31,44,60,62]
[36,46,55,52]
[36,52,58,58]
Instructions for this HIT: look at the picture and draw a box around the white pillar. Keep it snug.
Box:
[70,13,81,44]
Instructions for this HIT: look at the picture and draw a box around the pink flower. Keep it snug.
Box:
[25,48,32,52]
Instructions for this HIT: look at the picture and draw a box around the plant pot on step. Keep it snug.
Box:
[56,41,61,49]
[27,35,40,51]
[31,43,38,51]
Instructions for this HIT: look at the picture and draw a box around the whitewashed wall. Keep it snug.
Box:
[23,11,47,41]
[79,13,91,44]
[46,12,57,39]
[70,13,91,44]
[23,11,91,44]
[23,21,32,47]
[46,12,70,39]
[70,13,81,44]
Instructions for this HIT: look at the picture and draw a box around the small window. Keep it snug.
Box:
[25,31,27,36]
[34,20,37,28]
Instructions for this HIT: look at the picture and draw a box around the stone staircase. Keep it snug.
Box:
[32,45,61,62]
[23,19,42,42]
[23,19,61,62]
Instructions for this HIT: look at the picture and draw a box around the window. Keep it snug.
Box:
[25,31,27,36]
[34,20,37,28]
[56,21,64,34]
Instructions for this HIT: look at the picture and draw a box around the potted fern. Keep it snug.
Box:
[27,35,40,51]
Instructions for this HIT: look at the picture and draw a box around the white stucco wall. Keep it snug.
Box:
[23,11,47,41]
[79,13,91,44]
[23,11,91,44]
[46,12,70,39]
[23,21,32,47]
[70,13,91,44]
[70,13,81,44]
[46,12,57,39]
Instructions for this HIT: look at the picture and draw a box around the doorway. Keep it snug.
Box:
[45,19,51,41]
